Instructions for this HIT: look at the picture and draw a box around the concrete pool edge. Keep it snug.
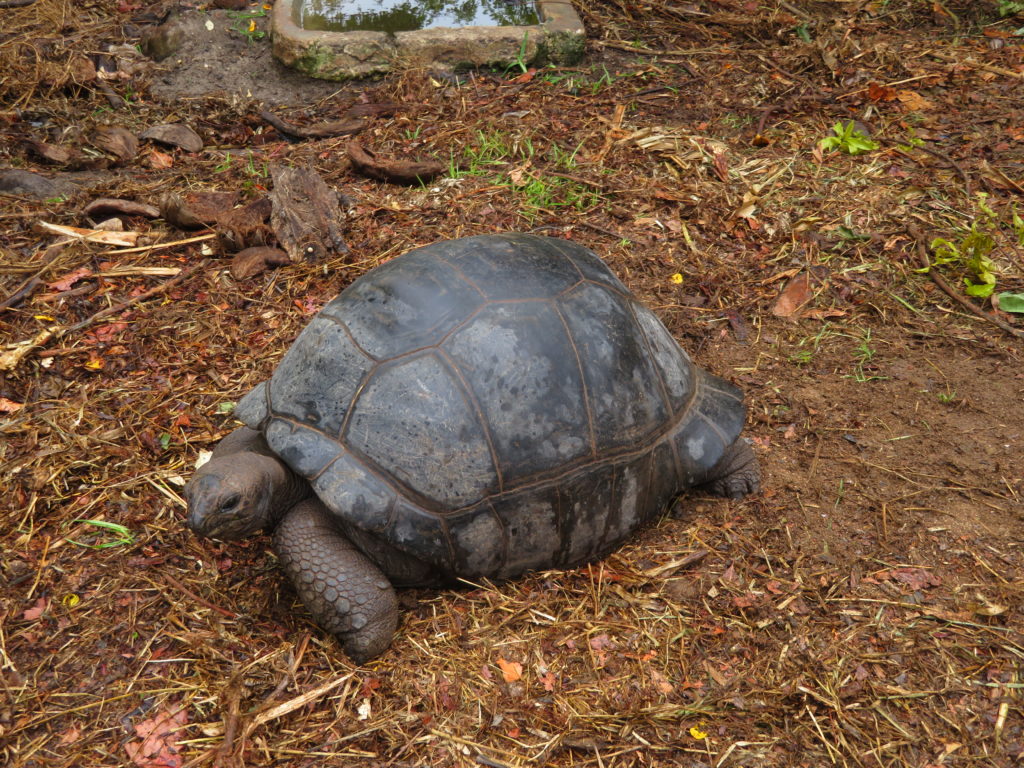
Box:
[271,0,585,80]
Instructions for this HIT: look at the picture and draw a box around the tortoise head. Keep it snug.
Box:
[185,453,284,541]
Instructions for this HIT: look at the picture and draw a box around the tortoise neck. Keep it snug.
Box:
[268,461,313,523]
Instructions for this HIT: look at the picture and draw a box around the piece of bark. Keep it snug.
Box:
[216,197,273,251]
[230,246,291,279]
[269,166,347,262]
[346,140,445,185]
[259,110,366,140]
[140,123,203,153]
[28,141,81,166]
[84,198,161,219]
[35,220,139,246]
[160,190,239,229]
[92,125,138,165]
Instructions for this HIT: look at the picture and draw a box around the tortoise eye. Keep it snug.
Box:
[219,494,241,513]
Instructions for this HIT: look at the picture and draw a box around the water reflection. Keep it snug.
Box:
[297,0,539,33]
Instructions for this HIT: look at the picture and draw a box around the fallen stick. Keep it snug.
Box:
[259,109,365,140]
[99,232,216,256]
[0,242,67,310]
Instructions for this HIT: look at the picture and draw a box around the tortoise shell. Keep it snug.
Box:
[235,234,746,580]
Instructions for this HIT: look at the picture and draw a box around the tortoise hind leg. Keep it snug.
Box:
[273,499,398,663]
[700,438,760,499]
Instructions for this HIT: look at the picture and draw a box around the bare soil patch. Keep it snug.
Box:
[1,1,1022,767]
[145,8,356,105]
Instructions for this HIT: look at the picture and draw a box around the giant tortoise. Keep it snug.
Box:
[185,233,760,661]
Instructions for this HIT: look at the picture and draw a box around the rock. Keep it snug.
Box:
[0,170,77,200]
[141,19,187,62]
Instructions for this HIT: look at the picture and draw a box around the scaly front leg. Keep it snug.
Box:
[274,499,399,662]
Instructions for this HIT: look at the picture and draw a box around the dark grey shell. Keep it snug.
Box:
[236,234,745,580]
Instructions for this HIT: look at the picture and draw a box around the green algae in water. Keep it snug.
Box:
[296,0,539,33]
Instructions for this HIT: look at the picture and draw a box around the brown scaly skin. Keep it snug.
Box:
[186,429,759,663]
[273,499,398,662]
[185,427,400,663]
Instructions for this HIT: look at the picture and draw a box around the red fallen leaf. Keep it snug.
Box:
[712,151,729,182]
[507,726,521,738]
[589,634,612,651]
[732,594,757,608]
[58,725,81,746]
[539,671,556,691]
[0,397,24,413]
[509,68,537,84]
[125,708,187,768]
[148,149,174,169]
[625,649,657,662]
[292,298,321,315]
[650,669,674,694]
[86,322,128,344]
[359,676,382,697]
[889,567,941,591]
[721,563,739,583]
[772,272,814,318]
[866,81,897,101]
[497,657,523,682]
[23,597,48,621]
[48,267,93,291]
[582,564,621,582]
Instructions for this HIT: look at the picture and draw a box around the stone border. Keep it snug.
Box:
[271,0,585,80]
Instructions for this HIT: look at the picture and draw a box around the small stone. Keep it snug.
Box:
[141,19,187,62]
[0,170,76,200]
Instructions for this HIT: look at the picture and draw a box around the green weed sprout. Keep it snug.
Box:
[926,225,998,298]
[68,520,134,549]
[819,121,879,155]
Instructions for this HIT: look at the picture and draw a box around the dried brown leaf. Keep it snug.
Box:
[496,657,523,682]
[347,140,445,185]
[124,708,187,768]
[139,123,203,153]
[772,272,813,318]
[92,126,138,164]
[83,198,161,219]
[230,246,291,280]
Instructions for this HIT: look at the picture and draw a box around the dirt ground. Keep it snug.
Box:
[1,1,1023,767]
